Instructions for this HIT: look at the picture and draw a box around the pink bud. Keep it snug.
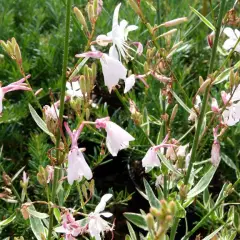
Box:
[207,32,215,48]
[75,51,103,59]
[211,127,220,167]
[221,91,230,105]
[95,117,110,129]
[211,98,220,113]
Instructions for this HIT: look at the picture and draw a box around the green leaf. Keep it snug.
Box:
[28,208,49,219]
[12,166,25,182]
[221,153,238,171]
[175,201,186,218]
[124,213,148,230]
[0,213,16,227]
[143,179,161,209]
[69,57,89,81]
[125,235,131,240]
[157,151,181,176]
[29,205,47,240]
[190,6,215,31]
[127,221,137,240]
[202,226,223,240]
[187,166,217,199]
[170,90,193,115]
[28,104,54,137]
[54,208,61,223]
[214,61,240,84]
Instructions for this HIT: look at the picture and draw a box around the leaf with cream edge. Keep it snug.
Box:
[124,213,148,230]
[28,104,54,137]
[187,166,217,199]
[143,178,161,209]
[0,213,16,227]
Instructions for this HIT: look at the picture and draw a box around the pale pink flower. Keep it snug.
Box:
[142,134,177,169]
[95,117,135,156]
[222,101,240,126]
[87,194,113,240]
[64,122,92,185]
[76,49,127,93]
[211,98,220,113]
[223,27,240,53]
[66,81,84,98]
[46,165,54,183]
[124,75,135,93]
[221,91,230,105]
[0,75,31,114]
[211,127,220,167]
[55,211,85,239]
[22,171,29,185]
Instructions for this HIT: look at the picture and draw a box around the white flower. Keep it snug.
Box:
[100,50,127,92]
[66,81,83,98]
[96,3,138,60]
[223,27,240,53]
[222,101,240,126]
[124,74,135,93]
[142,147,160,169]
[43,104,59,120]
[67,149,92,185]
[95,117,135,156]
[88,194,113,240]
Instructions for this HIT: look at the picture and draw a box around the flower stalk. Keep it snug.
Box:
[47,0,72,238]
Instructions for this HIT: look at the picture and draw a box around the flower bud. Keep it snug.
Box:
[168,201,177,215]
[74,7,88,32]
[229,69,235,89]
[180,184,188,200]
[129,0,141,15]
[197,78,211,95]
[207,31,215,48]
[85,108,90,120]
[21,203,31,220]
[87,3,95,24]
[211,98,220,113]
[146,213,154,230]
[37,166,47,186]
[161,17,188,27]
[170,104,178,124]
[150,207,160,217]
[144,62,149,73]
[14,43,22,66]
[156,29,177,40]
[199,76,204,86]
[160,200,168,212]
[79,75,87,97]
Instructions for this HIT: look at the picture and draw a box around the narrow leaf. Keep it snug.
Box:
[190,6,216,31]
[202,225,223,240]
[54,208,61,223]
[127,221,137,240]
[221,153,238,171]
[187,166,217,199]
[143,179,161,209]
[12,166,25,182]
[124,213,148,230]
[0,213,16,227]
[28,208,49,219]
[28,104,54,137]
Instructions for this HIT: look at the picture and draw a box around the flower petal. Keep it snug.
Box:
[124,74,135,93]
[94,194,112,213]
[224,27,235,39]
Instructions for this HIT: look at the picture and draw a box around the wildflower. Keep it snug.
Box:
[211,127,220,167]
[211,98,220,113]
[124,74,135,93]
[22,171,29,185]
[66,81,83,98]
[64,122,92,185]
[96,3,138,60]
[142,134,176,169]
[87,194,113,240]
[188,95,201,122]
[0,75,31,114]
[223,27,240,52]
[95,117,135,156]
[46,165,54,183]
[76,49,127,93]
[55,211,85,240]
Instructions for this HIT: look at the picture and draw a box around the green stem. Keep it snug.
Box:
[181,196,226,240]
[184,0,226,186]
[169,218,180,240]
[76,182,86,213]
[171,1,226,239]
[47,0,72,238]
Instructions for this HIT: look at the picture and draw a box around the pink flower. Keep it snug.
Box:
[211,98,220,113]
[211,127,220,167]
[142,134,177,169]
[95,117,135,156]
[22,171,29,185]
[55,211,85,239]
[0,75,31,114]
[46,165,54,183]
[64,122,92,185]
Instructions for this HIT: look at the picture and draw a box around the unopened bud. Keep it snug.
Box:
[207,32,215,48]
[170,104,178,124]
[35,88,43,96]
[156,29,177,40]
[199,76,204,86]
[14,43,22,66]
[74,7,88,32]
[168,201,177,215]
[150,207,160,217]
[21,203,31,220]
[85,108,90,120]
[146,213,154,230]
[2,172,11,186]
[87,4,95,24]
[229,69,235,89]
[129,0,141,15]
[0,40,8,52]
[79,75,87,97]
[197,78,211,95]
[144,62,149,73]
[160,200,168,212]
[161,17,188,27]
[146,23,153,34]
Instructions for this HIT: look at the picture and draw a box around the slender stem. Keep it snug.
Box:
[47,0,72,239]
[170,2,227,239]
[76,182,86,213]
[181,196,226,240]
[184,0,226,186]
